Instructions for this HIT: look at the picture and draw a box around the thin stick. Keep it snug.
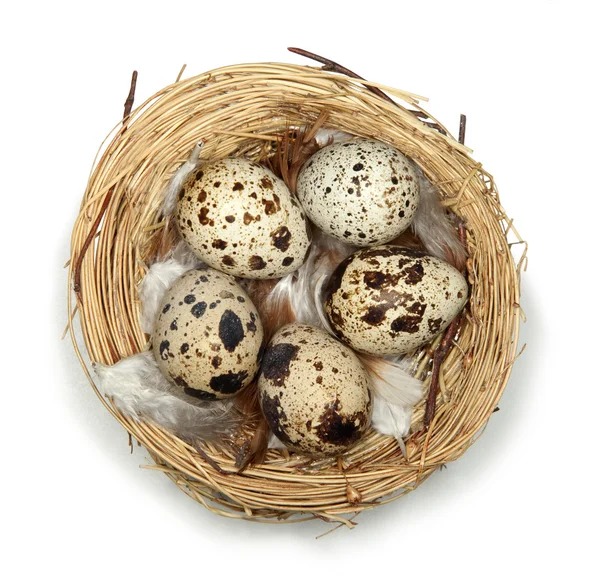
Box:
[288,47,395,105]
[423,115,468,430]
[423,320,460,429]
[123,71,138,121]
[288,47,447,135]
[459,114,467,145]
[73,71,138,301]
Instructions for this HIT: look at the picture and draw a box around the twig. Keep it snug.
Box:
[422,115,468,431]
[423,320,460,429]
[459,114,467,145]
[123,71,138,121]
[288,47,447,135]
[73,70,138,302]
[288,47,395,105]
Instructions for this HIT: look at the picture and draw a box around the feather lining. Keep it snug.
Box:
[161,140,204,217]
[138,242,201,334]
[94,351,243,443]
[411,169,467,270]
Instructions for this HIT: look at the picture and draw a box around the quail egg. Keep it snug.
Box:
[175,158,311,279]
[153,268,264,400]
[324,246,468,356]
[296,138,420,246]
[258,323,372,457]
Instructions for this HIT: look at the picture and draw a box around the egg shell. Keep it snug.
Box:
[258,323,372,457]
[296,139,420,245]
[325,246,469,356]
[153,268,264,400]
[175,158,311,279]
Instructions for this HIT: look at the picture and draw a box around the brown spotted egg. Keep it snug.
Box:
[175,158,311,279]
[296,139,420,246]
[325,246,468,356]
[153,268,264,400]
[258,323,372,457]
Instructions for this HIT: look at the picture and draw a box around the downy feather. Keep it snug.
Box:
[161,140,204,217]
[411,169,467,270]
[138,241,201,334]
[94,351,243,443]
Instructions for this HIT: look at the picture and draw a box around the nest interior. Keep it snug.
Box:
[68,62,526,527]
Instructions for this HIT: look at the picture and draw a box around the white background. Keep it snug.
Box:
[2,1,597,586]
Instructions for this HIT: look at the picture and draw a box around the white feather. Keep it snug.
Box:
[264,230,356,329]
[412,169,467,268]
[363,355,423,451]
[94,351,240,442]
[314,128,355,147]
[138,242,201,334]
[361,354,424,407]
[161,140,204,217]
[268,434,288,450]
[371,396,412,455]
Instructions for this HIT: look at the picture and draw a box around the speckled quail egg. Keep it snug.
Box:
[153,268,264,400]
[175,158,311,279]
[258,323,372,457]
[296,138,420,246]
[324,245,468,356]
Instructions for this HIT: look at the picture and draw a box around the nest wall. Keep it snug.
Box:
[68,62,525,526]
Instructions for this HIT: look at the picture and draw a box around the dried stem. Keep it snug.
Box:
[288,47,447,135]
[123,70,138,121]
[73,70,138,301]
[459,114,467,145]
[288,47,395,106]
[423,115,468,431]
[423,319,460,429]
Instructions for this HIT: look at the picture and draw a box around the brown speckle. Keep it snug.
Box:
[363,271,399,290]
[314,398,366,446]
[263,199,277,215]
[222,255,235,267]
[391,314,422,334]
[271,226,291,252]
[400,261,425,285]
[209,370,248,394]
[218,310,245,352]
[190,301,207,318]
[198,208,210,225]
[243,212,259,225]
[183,387,217,401]
[428,318,443,333]
[261,394,292,444]
[361,303,394,326]
[260,176,274,190]
[261,343,299,386]
[249,255,267,270]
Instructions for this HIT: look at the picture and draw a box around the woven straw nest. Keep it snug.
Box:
[68,60,526,528]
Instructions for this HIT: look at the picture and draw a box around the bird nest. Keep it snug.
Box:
[67,56,526,529]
